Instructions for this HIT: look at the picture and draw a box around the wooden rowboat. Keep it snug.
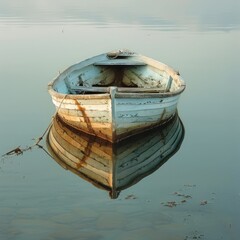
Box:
[48,49,186,142]
[46,114,184,199]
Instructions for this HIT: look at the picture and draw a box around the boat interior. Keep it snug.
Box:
[54,63,180,95]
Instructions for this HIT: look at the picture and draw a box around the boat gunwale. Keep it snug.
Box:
[48,84,111,100]
[114,85,185,98]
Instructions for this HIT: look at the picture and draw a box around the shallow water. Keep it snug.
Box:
[1,1,240,239]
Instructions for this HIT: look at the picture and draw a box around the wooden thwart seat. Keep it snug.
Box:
[71,86,168,93]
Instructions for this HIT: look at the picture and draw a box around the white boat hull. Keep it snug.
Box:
[48,50,185,142]
[51,92,180,142]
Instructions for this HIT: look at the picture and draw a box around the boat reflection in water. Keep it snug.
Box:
[46,114,184,199]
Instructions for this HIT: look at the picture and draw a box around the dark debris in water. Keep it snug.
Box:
[200,200,208,206]
[161,190,193,208]
[184,184,197,187]
[163,201,178,208]
[184,230,204,240]
[1,144,41,159]
[2,146,24,156]
[125,194,137,200]
[161,184,213,208]
[173,191,192,199]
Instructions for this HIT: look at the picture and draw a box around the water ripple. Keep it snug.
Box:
[0,0,240,32]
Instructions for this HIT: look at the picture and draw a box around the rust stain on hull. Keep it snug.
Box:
[74,99,95,135]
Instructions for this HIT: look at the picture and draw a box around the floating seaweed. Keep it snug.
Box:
[125,194,137,200]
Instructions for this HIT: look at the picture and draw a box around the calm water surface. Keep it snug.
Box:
[0,1,240,239]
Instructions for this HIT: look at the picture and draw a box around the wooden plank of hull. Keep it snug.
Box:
[58,113,112,127]
[52,95,110,105]
[52,98,111,111]
[58,115,113,142]
[116,113,175,125]
[116,106,177,123]
[115,96,179,111]
[116,104,176,114]
[57,109,110,122]
[58,110,111,123]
